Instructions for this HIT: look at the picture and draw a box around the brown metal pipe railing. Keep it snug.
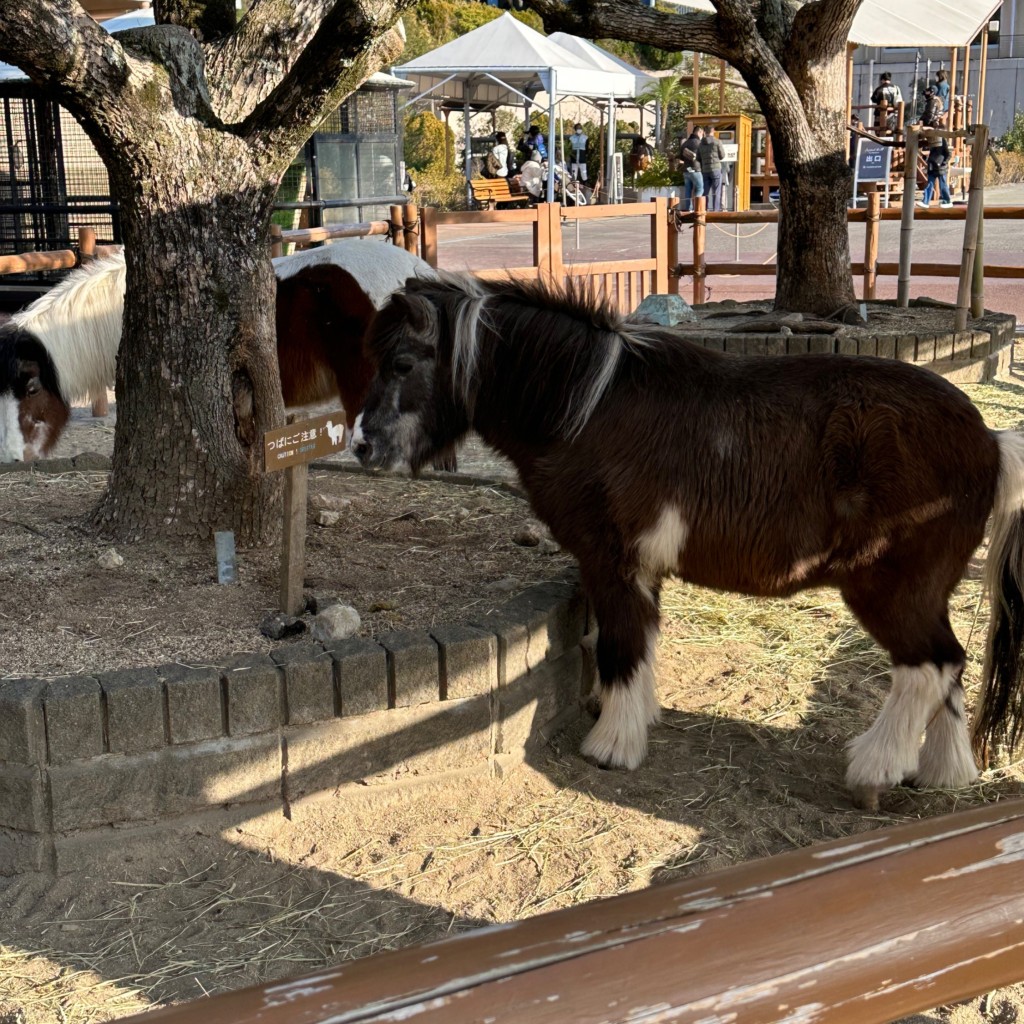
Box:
[120,799,1024,1024]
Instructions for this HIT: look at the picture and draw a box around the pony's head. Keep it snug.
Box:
[351,275,479,472]
[0,325,69,462]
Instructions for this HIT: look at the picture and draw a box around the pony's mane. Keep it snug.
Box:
[11,252,125,403]
[405,272,662,439]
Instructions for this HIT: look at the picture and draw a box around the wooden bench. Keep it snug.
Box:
[469,177,531,210]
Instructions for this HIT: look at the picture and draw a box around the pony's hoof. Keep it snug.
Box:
[849,785,881,812]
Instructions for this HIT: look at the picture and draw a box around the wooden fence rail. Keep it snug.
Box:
[421,200,671,315]
[119,798,1024,1024]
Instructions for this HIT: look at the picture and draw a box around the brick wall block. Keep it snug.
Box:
[763,336,785,357]
[0,763,47,832]
[325,638,389,716]
[430,625,498,700]
[786,337,809,356]
[724,336,746,355]
[99,667,166,755]
[0,679,46,764]
[272,643,335,725]
[160,664,223,745]
[0,828,49,875]
[837,337,857,356]
[285,698,492,798]
[896,335,917,362]
[44,677,104,764]
[222,654,282,736]
[856,337,878,357]
[469,612,530,688]
[496,647,585,757]
[933,332,955,361]
[48,734,282,831]
[876,337,896,359]
[378,631,440,707]
[953,331,973,359]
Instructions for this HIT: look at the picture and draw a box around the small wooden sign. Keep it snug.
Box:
[264,411,347,616]
[264,412,347,472]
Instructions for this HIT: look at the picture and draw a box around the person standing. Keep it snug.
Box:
[871,72,903,131]
[526,125,547,161]
[568,123,588,181]
[935,69,950,117]
[678,141,703,211]
[488,131,510,177]
[697,126,726,211]
[919,136,953,209]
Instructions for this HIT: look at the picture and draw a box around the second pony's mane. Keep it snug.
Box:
[406,273,661,440]
[13,251,125,403]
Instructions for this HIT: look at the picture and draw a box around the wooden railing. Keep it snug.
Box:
[118,799,1024,1024]
[421,200,671,315]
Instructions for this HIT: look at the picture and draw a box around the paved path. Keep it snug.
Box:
[435,184,1024,321]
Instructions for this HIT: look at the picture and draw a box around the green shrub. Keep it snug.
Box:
[411,165,469,212]
[999,110,1024,153]
[633,153,683,188]
[405,111,454,173]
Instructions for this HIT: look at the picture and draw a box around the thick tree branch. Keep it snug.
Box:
[0,0,132,117]
[790,0,864,63]
[525,0,735,63]
[154,0,236,42]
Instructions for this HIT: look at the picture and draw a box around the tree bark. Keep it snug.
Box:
[527,0,863,315]
[0,0,411,543]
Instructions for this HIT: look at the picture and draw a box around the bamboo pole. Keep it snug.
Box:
[979,26,990,124]
[963,40,972,127]
[420,206,437,267]
[270,223,284,259]
[692,195,707,305]
[897,126,919,307]
[863,190,880,301]
[972,213,985,317]
[956,123,988,332]
[389,205,404,248]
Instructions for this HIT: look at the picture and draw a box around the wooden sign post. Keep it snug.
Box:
[264,411,348,616]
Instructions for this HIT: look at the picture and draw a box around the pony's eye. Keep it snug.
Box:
[393,355,415,377]
[24,379,41,396]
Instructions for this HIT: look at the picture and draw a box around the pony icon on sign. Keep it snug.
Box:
[326,420,345,446]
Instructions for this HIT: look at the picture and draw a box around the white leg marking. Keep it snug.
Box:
[846,663,948,795]
[348,413,365,453]
[0,397,26,463]
[580,632,660,770]
[636,505,689,580]
[914,671,979,789]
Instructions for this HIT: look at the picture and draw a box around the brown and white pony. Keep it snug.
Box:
[352,273,1024,809]
[0,242,436,462]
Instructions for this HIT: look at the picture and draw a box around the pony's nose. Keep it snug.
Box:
[351,439,371,464]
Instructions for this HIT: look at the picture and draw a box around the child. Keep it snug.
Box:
[919,137,953,209]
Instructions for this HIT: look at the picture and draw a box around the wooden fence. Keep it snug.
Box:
[421,199,671,315]
[118,798,1024,1024]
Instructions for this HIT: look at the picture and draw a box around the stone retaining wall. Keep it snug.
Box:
[0,578,592,875]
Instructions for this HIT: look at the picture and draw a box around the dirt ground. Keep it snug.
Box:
[2,378,1024,1023]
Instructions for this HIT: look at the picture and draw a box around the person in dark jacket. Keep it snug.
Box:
[918,136,953,209]
[697,127,726,211]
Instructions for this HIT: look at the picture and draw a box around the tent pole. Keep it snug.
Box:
[559,103,566,206]
[607,94,617,203]
[546,69,557,204]
[464,88,473,208]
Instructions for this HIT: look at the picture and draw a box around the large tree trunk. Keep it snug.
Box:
[92,142,285,544]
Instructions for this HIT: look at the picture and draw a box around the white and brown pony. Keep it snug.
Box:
[0,242,436,462]
[352,273,1024,809]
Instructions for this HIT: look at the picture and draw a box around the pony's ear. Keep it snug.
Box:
[392,289,438,335]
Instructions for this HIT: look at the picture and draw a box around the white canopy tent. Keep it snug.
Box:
[660,0,1001,47]
[395,13,638,202]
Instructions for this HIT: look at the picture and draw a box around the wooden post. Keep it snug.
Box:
[651,196,669,294]
[897,127,919,307]
[270,222,284,259]
[718,59,726,115]
[972,213,985,318]
[402,203,419,256]
[666,198,680,296]
[279,424,309,618]
[692,196,707,305]
[863,189,880,301]
[421,206,438,268]
[389,205,404,248]
[956,124,988,332]
[77,226,96,263]
[692,53,700,115]
[950,48,959,127]
[963,40,972,128]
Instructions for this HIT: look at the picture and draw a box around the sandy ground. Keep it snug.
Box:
[1,377,1024,1022]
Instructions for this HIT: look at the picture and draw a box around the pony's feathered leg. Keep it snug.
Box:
[973,430,1024,763]
[581,581,661,771]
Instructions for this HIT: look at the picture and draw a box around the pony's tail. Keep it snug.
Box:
[974,431,1024,764]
